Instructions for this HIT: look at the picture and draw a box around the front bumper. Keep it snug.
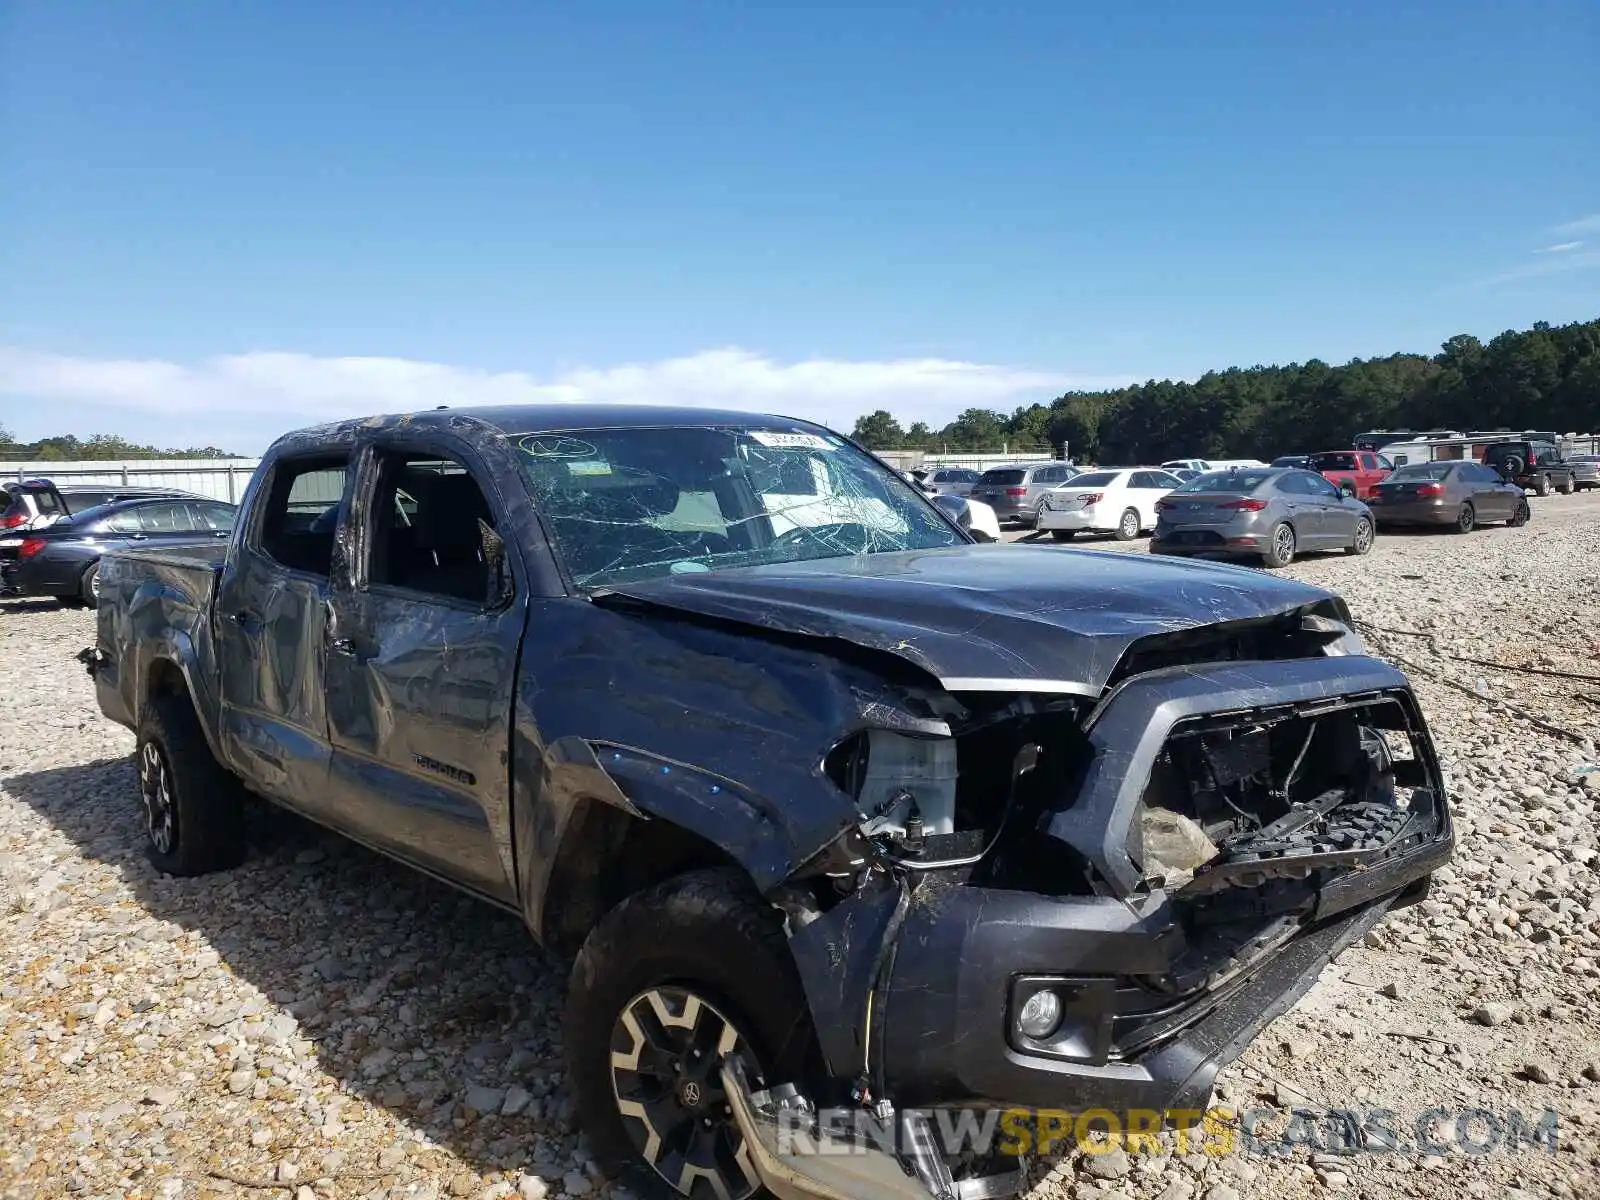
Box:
[784,657,1451,1180]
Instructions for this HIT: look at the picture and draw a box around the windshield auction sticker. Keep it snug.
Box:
[748,430,835,451]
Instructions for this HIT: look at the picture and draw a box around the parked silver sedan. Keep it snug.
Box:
[1150,467,1375,568]
[1366,460,1529,531]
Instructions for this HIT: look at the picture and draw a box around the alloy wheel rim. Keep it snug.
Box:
[1459,507,1473,531]
[90,569,101,599]
[609,986,761,1200]
[1121,511,1137,537]
[1274,527,1294,561]
[1354,521,1372,552]
[138,741,176,855]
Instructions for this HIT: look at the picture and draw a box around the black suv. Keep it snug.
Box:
[1483,440,1576,496]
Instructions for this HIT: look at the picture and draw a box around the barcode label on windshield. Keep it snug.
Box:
[749,431,834,451]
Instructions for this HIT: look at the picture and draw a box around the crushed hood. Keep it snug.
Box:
[592,543,1337,694]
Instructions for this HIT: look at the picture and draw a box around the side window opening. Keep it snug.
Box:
[259,457,350,577]
[368,451,507,606]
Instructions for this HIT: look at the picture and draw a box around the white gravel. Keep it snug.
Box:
[4,492,1599,1200]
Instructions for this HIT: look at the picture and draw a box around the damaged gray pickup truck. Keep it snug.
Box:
[82,405,1454,1200]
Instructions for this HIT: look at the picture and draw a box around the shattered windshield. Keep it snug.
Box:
[513,425,964,587]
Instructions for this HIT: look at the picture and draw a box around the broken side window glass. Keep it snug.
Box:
[510,425,964,587]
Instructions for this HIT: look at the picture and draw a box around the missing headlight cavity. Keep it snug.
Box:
[824,692,1092,878]
[1133,693,1432,893]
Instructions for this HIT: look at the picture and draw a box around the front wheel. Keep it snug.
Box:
[1533,474,1550,496]
[1453,503,1475,534]
[1557,476,1575,495]
[1509,500,1531,527]
[1345,517,1374,555]
[1113,508,1140,541]
[136,692,248,875]
[566,869,817,1200]
[1262,522,1296,568]
[1051,530,1075,542]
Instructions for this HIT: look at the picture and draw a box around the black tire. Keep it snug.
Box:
[1509,499,1531,527]
[1113,508,1140,541]
[1262,522,1296,568]
[1452,503,1475,534]
[135,692,248,876]
[1500,455,1525,480]
[80,561,101,609]
[1557,476,1575,495]
[1345,517,1374,556]
[1050,530,1075,542]
[1533,473,1550,497]
[566,869,817,1200]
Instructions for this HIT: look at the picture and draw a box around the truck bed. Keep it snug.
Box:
[90,541,228,734]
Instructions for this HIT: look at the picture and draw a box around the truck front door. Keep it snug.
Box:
[321,439,526,904]
[215,453,350,812]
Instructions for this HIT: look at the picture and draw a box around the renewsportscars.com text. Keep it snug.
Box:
[777,1106,1562,1159]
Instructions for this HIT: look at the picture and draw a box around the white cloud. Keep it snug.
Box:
[0,345,1121,451]
[1536,240,1584,254]
[1553,213,1600,236]
[1471,249,1600,290]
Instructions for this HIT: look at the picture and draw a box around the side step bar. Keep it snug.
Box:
[720,1055,1024,1200]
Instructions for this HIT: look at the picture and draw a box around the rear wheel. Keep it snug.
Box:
[81,561,101,608]
[1346,517,1374,556]
[1051,530,1075,542]
[136,692,248,876]
[1262,522,1296,568]
[1114,508,1140,541]
[1533,474,1550,496]
[1509,500,1531,527]
[567,869,817,1200]
[1557,476,1575,495]
[1453,503,1475,534]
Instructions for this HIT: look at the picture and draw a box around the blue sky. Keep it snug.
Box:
[2,0,1597,452]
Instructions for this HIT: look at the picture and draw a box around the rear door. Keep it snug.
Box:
[321,437,527,903]
[1128,471,1173,527]
[215,453,351,815]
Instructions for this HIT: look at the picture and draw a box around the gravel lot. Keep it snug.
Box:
[4,493,1599,1200]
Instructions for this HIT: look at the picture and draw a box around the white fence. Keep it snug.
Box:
[0,458,263,503]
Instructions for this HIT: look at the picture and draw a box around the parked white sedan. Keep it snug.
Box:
[1035,468,1187,541]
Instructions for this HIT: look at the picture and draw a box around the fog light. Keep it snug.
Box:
[1017,989,1063,1039]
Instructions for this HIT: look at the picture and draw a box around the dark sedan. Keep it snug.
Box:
[1366,461,1529,532]
[1151,467,1374,567]
[2,496,236,607]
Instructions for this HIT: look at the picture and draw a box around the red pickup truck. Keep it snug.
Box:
[1310,450,1393,499]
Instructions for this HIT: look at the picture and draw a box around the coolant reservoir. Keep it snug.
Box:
[858,731,958,837]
